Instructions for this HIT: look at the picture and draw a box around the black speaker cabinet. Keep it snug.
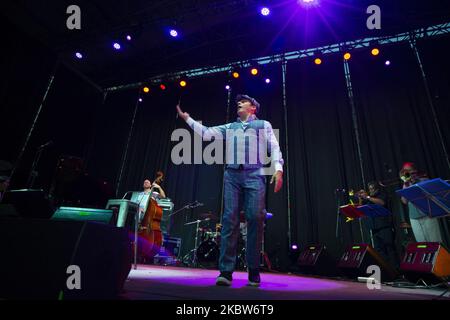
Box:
[400,242,450,283]
[297,244,338,277]
[337,244,397,282]
[0,218,132,299]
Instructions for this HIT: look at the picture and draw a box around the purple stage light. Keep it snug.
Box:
[265,78,271,84]
[298,0,319,7]
[113,42,121,50]
[261,7,270,16]
[126,35,132,41]
[170,29,178,37]
[385,60,391,66]
[139,98,143,102]
[291,244,298,250]
[75,52,83,59]
[225,85,230,90]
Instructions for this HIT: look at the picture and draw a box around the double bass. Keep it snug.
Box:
[138,171,164,259]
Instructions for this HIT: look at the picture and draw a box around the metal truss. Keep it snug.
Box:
[106,22,450,92]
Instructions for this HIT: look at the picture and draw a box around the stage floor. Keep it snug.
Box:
[120,265,450,300]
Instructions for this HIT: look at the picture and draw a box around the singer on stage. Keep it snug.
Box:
[177,94,283,287]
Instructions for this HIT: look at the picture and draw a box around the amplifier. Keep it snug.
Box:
[159,236,182,258]
[400,242,450,282]
[338,244,397,281]
[297,244,338,276]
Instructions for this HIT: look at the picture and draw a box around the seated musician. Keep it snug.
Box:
[135,179,166,221]
[356,181,399,268]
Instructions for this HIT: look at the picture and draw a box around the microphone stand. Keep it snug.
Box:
[168,201,203,217]
[27,145,48,189]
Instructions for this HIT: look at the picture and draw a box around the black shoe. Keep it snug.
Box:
[216,272,233,286]
[248,269,260,287]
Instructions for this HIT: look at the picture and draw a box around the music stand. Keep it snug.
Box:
[358,204,392,218]
[340,204,391,248]
[396,178,450,218]
[339,204,365,220]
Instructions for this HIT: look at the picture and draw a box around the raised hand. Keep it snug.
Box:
[176,104,189,121]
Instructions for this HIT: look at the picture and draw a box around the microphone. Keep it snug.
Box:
[39,141,53,149]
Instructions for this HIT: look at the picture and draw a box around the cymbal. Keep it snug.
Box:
[200,212,218,219]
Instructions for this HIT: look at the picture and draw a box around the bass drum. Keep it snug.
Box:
[196,240,219,268]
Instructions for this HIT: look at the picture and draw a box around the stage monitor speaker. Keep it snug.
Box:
[297,244,338,277]
[400,242,450,283]
[1,189,54,219]
[0,218,132,299]
[337,244,397,282]
[52,206,116,225]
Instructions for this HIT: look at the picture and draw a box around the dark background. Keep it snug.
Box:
[1,2,450,270]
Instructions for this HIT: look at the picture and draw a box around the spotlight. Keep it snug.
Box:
[126,35,132,41]
[113,42,121,50]
[343,52,351,60]
[260,7,270,16]
[225,85,230,90]
[265,78,271,84]
[75,52,83,59]
[371,48,380,56]
[138,98,143,102]
[298,0,319,7]
[232,72,240,79]
[143,87,150,93]
[250,68,258,76]
[291,244,299,250]
[314,58,322,65]
[385,60,391,66]
[160,84,166,90]
[180,80,187,87]
[169,29,178,37]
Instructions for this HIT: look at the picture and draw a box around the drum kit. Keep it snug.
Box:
[181,211,248,269]
[181,212,221,268]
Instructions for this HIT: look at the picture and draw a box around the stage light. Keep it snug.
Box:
[75,52,83,59]
[113,42,121,50]
[180,80,187,87]
[385,60,391,66]
[261,7,270,16]
[265,78,271,84]
[232,72,240,78]
[250,68,258,75]
[371,48,380,56]
[298,0,319,7]
[291,244,299,250]
[225,85,230,90]
[160,84,166,90]
[143,86,150,93]
[343,52,351,60]
[126,35,132,41]
[314,58,322,65]
[138,98,143,102]
[169,29,178,37]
